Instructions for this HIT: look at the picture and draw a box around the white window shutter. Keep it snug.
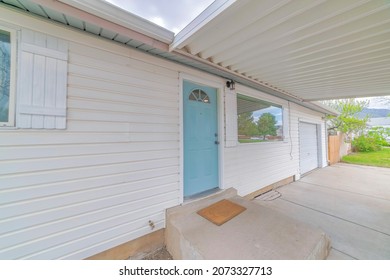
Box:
[225,88,238,147]
[17,30,68,129]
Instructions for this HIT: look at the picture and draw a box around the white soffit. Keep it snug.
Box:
[1,0,173,51]
[171,0,390,101]
[58,0,174,44]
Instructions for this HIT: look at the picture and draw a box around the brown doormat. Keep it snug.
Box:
[197,199,246,226]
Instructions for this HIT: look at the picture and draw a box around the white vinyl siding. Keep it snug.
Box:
[223,86,327,196]
[0,15,180,259]
[224,88,237,147]
[17,30,68,129]
[0,6,329,260]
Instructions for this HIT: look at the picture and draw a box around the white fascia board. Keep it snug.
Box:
[170,0,237,51]
[306,101,340,116]
[58,0,174,44]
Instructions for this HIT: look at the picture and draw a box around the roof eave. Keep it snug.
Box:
[10,0,339,116]
[56,0,175,44]
[170,0,237,51]
[303,101,339,116]
[172,49,337,116]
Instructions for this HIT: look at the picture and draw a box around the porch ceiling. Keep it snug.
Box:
[1,0,385,114]
[171,0,390,101]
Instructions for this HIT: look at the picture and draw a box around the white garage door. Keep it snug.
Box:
[299,122,319,175]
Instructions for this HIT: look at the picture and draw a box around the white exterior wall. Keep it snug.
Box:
[223,85,327,196]
[0,7,328,259]
[0,10,186,260]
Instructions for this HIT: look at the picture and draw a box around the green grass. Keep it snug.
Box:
[238,139,265,143]
[342,147,390,168]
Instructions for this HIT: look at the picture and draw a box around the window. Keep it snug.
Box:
[189,89,210,103]
[0,28,68,129]
[237,94,283,143]
[0,27,15,126]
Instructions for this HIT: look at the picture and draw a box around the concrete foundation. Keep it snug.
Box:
[244,176,295,200]
[86,229,165,260]
[166,188,330,260]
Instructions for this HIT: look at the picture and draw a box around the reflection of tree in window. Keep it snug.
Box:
[0,30,10,123]
[257,113,277,140]
[238,112,257,137]
[237,94,283,143]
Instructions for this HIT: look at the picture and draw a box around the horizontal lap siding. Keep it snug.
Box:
[224,142,297,196]
[0,7,329,260]
[0,36,180,259]
[224,99,325,196]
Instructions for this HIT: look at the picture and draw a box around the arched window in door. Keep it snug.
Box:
[189,89,210,103]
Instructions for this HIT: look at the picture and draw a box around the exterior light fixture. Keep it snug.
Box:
[226,79,235,90]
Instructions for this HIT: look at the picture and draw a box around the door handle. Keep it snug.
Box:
[214,132,219,145]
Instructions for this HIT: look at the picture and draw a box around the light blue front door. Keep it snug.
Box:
[183,80,219,197]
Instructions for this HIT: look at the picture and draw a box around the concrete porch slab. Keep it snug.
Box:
[166,188,330,260]
[255,164,390,259]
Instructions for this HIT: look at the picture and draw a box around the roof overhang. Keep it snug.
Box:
[171,0,390,102]
[58,0,174,44]
[1,0,174,51]
[1,0,371,115]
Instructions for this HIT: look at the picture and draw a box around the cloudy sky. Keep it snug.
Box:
[360,96,390,109]
[105,0,215,34]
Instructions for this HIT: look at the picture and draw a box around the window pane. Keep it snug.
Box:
[237,94,283,143]
[0,30,11,123]
[189,89,210,104]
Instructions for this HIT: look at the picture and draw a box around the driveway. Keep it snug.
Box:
[254,163,390,260]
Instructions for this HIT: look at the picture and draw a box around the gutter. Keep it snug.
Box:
[58,0,174,44]
[307,101,339,116]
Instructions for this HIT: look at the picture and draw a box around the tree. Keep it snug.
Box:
[238,112,258,137]
[257,113,277,140]
[323,98,369,138]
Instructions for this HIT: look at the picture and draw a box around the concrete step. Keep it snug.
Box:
[166,188,330,260]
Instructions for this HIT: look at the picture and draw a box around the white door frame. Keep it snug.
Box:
[179,72,225,203]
